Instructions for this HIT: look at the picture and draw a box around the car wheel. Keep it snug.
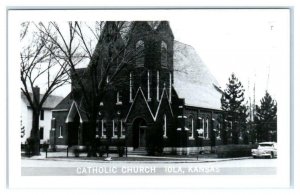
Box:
[253,156,257,159]
[270,152,274,159]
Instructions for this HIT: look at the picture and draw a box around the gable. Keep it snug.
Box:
[154,88,174,121]
[54,92,72,110]
[125,88,154,123]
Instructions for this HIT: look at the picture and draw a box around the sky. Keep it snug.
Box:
[168,9,290,105]
[25,9,290,106]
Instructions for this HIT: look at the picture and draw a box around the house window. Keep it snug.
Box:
[59,126,63,138]
[129,72,133,102]
[163,114,167,138]
[136,40,144,67]
[101,120,107,138]
[116,91,122,105]
[40,109,44,120]
[156,71,160,101]
[120,120,125,138]
[39,127,44,140]
[188,116,194,140]
[147,71,151,101]
[161,41,168,68]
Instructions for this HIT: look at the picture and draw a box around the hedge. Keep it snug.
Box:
[216,144,258,158]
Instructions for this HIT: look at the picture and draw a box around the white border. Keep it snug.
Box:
[2,1,298,194]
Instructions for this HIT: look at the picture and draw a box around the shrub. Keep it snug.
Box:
[42,140,49,152]
[116,139,125,157]
[71,145,87,157]
[25,137,35,157]
[216,144,256,158]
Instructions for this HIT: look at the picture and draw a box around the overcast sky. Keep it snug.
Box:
[36,9,290,105]
[168,9,290,105]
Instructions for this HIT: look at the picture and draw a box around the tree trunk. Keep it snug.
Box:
[30,110,40,155]
[87,111,97,157]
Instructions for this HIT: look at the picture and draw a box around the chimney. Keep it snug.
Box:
[32,86,40,105]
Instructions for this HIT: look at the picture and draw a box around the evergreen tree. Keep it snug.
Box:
[221,73,246,144]
[254,91,277,142]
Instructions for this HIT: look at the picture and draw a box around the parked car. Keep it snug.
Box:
[251,142,277,159]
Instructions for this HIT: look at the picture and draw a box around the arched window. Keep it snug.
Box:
[129,72,133,102]
[161,41,168,68]
[217,123,221,140]
[163,114,167,138]
[188,115,194,140]
[204,118,209,139]
[136,40,144,67]
[101,120,107,138]
[120,120,125,138]
[112,119,118,139]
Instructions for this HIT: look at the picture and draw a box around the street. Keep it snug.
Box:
[21,157,277,176]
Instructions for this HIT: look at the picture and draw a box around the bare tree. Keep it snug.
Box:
[36,21,142,156]
[20,22,69,155]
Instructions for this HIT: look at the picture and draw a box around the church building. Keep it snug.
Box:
[50,21,226,154]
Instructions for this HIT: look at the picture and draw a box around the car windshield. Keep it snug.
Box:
[259,144,273,147]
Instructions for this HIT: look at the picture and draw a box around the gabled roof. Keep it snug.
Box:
[54,92,73,110]
[65,101,89,123]
[173,41,222,110]
[21,92,64,109]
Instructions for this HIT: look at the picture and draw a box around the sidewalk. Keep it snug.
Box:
[22,152,252,163]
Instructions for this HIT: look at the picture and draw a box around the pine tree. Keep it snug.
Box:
[254,91,277,142]
[221,73,246,144]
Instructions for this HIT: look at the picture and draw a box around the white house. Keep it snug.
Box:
[21,92,63,144]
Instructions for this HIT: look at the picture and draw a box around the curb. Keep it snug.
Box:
[22,156,252,164]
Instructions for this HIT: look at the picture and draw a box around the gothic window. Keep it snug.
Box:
[156,71,160,101]
[112,119,118,138]
[101,120,107,138]
[217,123,221,140]
[161,41,168,68]
[129,72,133,102]
[188,115,194,140]
[147,71,151,101]
[95,120,99,138]
[116,91,122,105]
[197,117,204,138]
[204,118,209,139]
[59,126,63,138]
[163,114,167,138]
[136,40,144,67]
[120,120,125,138]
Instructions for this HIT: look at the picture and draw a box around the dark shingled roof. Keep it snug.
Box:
[21,92,64,109]
[53,92,73,110]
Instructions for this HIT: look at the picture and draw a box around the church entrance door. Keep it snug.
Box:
[68,113,80,146]
[132,118,147,149]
